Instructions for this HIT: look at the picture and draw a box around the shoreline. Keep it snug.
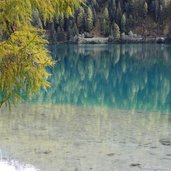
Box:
[49,34,170,44]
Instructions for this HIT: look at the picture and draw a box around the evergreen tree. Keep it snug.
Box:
[116,2,122,23]
[128,30,133,37]
[143,2,148,17]
[154,0,159,21]
[159,4,163,23]
[121,13,126,33]
[101,8,110,36]
[77,7,85,32]
[108,0,116,22]
[104,8,110,22]
[92,8,97,26]
[126,0,134,15]
[113,23,120,40]
[73,23,79,36]
[86,7,93,32]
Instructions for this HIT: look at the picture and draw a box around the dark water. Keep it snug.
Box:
[33,44,171,113]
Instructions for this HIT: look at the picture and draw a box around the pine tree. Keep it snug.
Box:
[77,7,85,32]
[0,0,82,106]
[116,1,122,23]
[121,13,126,33]
[159,4,163,23]
[86,7,93,32]
[154,0,159,21]
[108,0,116,22]
[101,8,110,36]
[113,23,120,40]
[143,2,148,17]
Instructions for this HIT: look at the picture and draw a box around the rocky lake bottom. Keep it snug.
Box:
[0,104,171,171]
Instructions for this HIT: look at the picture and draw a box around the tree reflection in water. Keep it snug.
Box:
[32,44,171,114]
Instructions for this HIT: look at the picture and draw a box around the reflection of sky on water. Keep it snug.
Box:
[32,44,171,113]
[0,149,38,170]
[0,159,38,171]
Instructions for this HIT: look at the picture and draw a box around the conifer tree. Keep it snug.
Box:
[154,0,159,21]
[121,13,126,33]
[86,7,93,32]
[113,22,120,40]
[101,8,110,36]
[77,7,85,32]
[143,2,148,17]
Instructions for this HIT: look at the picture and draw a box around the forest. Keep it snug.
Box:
[34,0,171,42]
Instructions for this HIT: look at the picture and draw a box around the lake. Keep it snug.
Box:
[0,44,171,171]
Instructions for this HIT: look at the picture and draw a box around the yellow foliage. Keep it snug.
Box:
[0,0,82,106]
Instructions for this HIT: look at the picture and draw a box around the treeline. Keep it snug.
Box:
[33,0,171,41]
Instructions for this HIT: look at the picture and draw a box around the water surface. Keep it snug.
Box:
[0,44,171,171]
[37,44,171,113]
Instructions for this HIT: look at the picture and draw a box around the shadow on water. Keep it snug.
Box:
[32,44,171,113]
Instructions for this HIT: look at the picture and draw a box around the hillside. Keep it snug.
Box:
[37,0,171,42]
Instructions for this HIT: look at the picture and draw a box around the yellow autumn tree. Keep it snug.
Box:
[0,0,82,106]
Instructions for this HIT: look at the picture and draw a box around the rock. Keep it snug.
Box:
[78,37,108,44]
[130,163,141,167]
[70,35,79,43]
[43,150,51,154]
[107,153,115,156]
[133,33,138,37]
[150,146,158,149]
[34,148,52,154]
[81,34,85,38]
[108,36,114,42]
[156,37,165,43]
[84,32,94,38]
[121,34,143,43]
[159,139,171,146]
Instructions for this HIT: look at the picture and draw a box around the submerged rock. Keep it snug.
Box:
[130,163,141,167]
[106,153,115,156]
[159,139,171,146]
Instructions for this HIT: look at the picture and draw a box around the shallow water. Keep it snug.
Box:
[0,105,171,171]
[1,44,171,171]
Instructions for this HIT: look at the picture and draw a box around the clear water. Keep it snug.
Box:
[0,44,171,171]
[33,44,171,113]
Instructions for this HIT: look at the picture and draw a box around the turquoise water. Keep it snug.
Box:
[1,44,171,171]
[34,44,171,113]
